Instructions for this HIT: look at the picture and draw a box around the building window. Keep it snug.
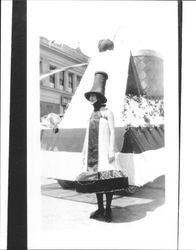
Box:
[61,95,67,106]
[59,71,64,90]
[49,65,56,87]
[76,75,82,86]
[68,72,74,92]
[40,60,43,74]
[40,60,43,86]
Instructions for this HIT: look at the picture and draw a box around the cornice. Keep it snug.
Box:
[40,37,89,63]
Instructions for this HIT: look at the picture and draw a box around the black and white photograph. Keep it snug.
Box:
[29,1,178,249]
[1,0,196,249]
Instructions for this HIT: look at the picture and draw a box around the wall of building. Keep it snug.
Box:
[40,37,89,117]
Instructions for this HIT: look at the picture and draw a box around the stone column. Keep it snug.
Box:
[42,60,49,86]
[73,74,77,94]
[64,71,69,91]
[63,71,66,91]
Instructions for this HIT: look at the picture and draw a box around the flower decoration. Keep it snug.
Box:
[122,94,164,128]
[41,113,62,129]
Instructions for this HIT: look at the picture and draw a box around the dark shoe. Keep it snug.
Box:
[105,209,112,222]
[90,209,104,219]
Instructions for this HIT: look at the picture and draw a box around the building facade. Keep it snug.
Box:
[40,37,89,117]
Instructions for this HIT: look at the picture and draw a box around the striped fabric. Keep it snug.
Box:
[121,126,164,154]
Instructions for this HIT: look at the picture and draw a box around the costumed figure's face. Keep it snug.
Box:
[89,94,98,105]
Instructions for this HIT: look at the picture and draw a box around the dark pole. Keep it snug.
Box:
[177,0,182,249]
[7,0,27,249]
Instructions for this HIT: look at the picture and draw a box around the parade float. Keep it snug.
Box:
[40,41,165,192]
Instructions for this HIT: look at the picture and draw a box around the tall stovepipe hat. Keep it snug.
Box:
[84,71,108,103]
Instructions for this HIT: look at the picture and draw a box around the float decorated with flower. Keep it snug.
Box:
[41,41,165,192]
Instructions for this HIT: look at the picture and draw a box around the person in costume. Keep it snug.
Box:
[76,71,128,222]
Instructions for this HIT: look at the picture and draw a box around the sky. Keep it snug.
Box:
[28,0,178,57]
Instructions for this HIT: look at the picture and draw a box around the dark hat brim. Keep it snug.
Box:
[84,92,107,103]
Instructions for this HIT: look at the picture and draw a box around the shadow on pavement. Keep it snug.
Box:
[42,176,165,223]
[108,187,164,223]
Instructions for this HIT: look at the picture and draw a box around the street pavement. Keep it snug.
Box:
[40,177,178,249]
[42,180,164,222]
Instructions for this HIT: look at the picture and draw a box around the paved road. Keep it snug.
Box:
[41,181,165,225]
[38,178,179,249]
